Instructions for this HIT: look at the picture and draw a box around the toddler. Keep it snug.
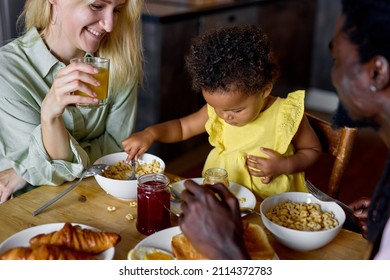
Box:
[122,25,321,199]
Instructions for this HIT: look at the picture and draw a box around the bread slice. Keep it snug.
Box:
[171,222,275,260]
[171,233,208,260]
[242,223,275,260]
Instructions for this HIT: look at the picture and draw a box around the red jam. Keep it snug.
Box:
[136,174,171,235]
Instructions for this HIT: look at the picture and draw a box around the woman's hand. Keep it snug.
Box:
[41,62,100,160]
[0,169,27,202]
[41,62,99,120]
[179,180,250,259]
[349,198,370,238]
[246,147,287,184]
[122,130,155,161]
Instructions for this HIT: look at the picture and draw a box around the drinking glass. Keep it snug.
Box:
[136,173,171,235]
[70,57,110,108]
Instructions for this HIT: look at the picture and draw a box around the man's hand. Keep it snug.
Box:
[179,180,250,259]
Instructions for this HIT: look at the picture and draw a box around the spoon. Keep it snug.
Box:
[129,159,137,180]
[168,184,182,203]
[240,207,261,216]
[32,164,107,216]
[167,186,259,216]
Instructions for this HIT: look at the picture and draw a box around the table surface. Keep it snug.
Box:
[0,174,370,260]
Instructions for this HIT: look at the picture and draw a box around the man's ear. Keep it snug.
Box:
[368,56,390,91]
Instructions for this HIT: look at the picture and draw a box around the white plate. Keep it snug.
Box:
[170,178,256,217]
[135,226,279,260]
[0,223,115,260]
[135,226,182,254]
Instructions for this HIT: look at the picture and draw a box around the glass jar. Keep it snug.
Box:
[203,168,229,188]
[136,173,171,235]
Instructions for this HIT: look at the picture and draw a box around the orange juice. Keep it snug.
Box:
[71,57,110,108]
[75,67,109,100]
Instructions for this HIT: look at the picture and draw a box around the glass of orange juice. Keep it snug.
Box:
[70,57,110,108]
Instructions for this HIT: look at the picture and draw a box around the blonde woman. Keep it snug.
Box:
[0,0,143,202]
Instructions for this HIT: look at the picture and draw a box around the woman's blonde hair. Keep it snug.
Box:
[19,0,143,94]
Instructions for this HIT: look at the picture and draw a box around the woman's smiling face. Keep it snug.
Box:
[49,0,126,58]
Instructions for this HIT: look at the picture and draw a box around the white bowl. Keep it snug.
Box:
[93,152,165,200]
[260,192,345,251]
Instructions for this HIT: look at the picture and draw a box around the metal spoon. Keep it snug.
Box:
[168,186,260,216]
[129,159,136,180]
[169,184,182,203]
[240,207,261,216]
[32,164,107,216]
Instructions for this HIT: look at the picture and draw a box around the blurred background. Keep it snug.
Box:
[0,0,25,46]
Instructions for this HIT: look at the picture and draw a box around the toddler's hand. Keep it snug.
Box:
[246,147,287,183]
[122,130,154,161]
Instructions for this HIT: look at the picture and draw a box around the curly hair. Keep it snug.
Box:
[185,25,279,96]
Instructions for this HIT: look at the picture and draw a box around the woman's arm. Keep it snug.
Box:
[41,62,100,161]
[0,53,95,186]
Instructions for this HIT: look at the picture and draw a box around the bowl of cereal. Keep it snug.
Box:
[260,192,345,251]
[94,152,165,200]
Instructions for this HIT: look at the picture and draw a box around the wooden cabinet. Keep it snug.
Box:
[199,5,259,32]
[138,16,203,162]
[257,0,317,97]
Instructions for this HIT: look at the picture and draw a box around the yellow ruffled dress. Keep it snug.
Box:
[202,90,307,200]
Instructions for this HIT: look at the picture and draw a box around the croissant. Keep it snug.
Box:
[0,244,96,260]
[29,223,121,254]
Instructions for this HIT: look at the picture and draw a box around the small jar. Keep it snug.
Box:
[203,168,229,188]
[136,173,171,235]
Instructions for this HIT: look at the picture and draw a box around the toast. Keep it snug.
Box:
[171,222,275,260]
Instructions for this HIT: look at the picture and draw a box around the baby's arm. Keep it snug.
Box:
[122,105,208,160]
[247,115,321,182]
[285,115,322,172]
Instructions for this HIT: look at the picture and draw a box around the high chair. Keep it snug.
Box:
[305,112,357,199]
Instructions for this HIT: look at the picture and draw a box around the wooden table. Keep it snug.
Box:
[0,174,370,260]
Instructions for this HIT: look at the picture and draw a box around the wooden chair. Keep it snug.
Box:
[305,112,357,199]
